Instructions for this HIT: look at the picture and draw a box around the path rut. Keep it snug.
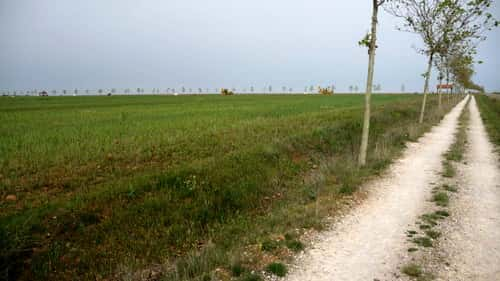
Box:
[435,96,500,280]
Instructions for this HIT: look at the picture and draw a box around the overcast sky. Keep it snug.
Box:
[0,0,499,93]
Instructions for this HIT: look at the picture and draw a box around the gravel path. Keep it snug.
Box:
[435,96,500,280]
[284,97,469,281]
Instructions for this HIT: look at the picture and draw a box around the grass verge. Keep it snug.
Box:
[475,94,500,152]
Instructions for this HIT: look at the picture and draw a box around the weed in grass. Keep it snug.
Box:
[413,237,433,247]
[425,230,441,239]
[433,192,450,207]
[402,264,422,277]
[265,262,287,277]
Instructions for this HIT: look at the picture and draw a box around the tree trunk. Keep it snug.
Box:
[358,1,379,167]
[419,53,434,124]
[446,70,450,103]
[438,76,442,110]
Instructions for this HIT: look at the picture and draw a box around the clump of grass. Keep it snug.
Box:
[434,210,450,217]
[413,237,433,247]
[407,230,418,237]
[425,230,441,239]
[443,184,458,193]
[433,192,450,207]
[442,161,456,178]
[231,263,246,277]
[419,224,432,230]
[286,240,304,252]
[402,263,422,277]
[261,240,279,252]
[408,247,418,252]
[265,262,287,277]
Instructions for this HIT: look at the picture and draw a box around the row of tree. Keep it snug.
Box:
[3,85,382,95]
[358,0,498,166]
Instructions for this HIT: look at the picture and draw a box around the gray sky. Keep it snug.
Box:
[1,0,499,93]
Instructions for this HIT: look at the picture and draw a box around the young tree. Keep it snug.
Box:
[358,0,386,166]
[387,0,497,123]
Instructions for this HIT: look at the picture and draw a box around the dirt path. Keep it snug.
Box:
[435,96,500,280]
[284,97,469,281]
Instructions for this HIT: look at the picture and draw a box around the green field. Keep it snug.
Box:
[476,94,500,149]
[1,94,458,280]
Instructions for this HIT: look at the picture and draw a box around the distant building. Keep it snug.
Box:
[39,91,48,96]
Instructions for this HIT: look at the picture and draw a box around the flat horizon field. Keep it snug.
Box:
[1,94,458,280]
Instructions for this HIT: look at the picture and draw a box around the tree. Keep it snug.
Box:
[349,85,353,92]
[268,86,272,93]
[401,84,405,92]
[358,0,386,166]
[354,85,359,92]
[250,86,254,93]
[309,85,314,92]
[387,0,498,123]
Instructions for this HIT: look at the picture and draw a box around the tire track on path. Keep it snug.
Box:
[435,96,500,280]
